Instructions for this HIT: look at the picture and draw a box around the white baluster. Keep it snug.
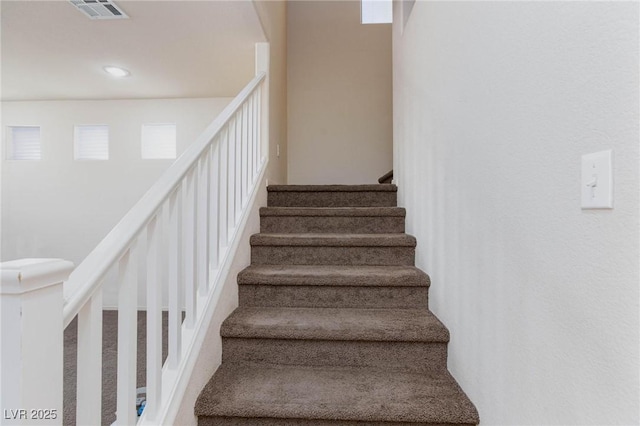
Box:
[180,167,195,327]
[227,123,236,230]
[235,113,242,223]
[241,101,249,205]
[170,185,184,368]
[226,116,236,230]
[145,214,162,420]
[76,287,103,426]
[196,154,210,297]
[209,139,220,269]
[252,92,258,177]
[218,130,228,248]
[248,94,254,183]
[116,243,138,425]
[257,88,262,163]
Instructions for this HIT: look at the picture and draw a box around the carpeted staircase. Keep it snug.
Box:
[195,184,479,425]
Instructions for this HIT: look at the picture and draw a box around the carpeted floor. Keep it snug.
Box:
[194,185,479,425]
[63,311,171,426]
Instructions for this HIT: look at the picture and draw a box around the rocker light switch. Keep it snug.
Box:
[581,150,613,209]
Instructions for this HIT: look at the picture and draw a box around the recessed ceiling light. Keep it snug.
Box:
[103,66,130,78]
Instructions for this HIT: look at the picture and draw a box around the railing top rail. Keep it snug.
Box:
[63,72,266,326]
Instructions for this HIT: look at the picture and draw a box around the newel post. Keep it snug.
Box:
[0,259,74,425]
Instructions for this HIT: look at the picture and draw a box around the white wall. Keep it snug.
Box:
[287,0,392,184]
[393,1,639,425]
[1,98,231,304]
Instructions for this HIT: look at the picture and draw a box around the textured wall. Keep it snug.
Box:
[393,1,639,424]
[287,0,392,184]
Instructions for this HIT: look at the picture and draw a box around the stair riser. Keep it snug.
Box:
[222,339,448,372]
[260,216,405,234]
[251,246,415,266]
[268,192,397,208]
[200,417,475,426]
[239,285,428,308]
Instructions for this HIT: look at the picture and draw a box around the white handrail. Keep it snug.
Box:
[62,72,266,326]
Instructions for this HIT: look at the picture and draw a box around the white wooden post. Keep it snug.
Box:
[0,258,74,426]
[255,42,270,164]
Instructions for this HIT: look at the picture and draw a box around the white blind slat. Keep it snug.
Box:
[75,125,109,160]
[8,126,41,160]
[361,0,392,24]
[141,124,177,159]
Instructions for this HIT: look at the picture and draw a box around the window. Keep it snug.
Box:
[361,0,392,24]
[6,126,41,160]
[141,124,177,159]
[74,125,109,160]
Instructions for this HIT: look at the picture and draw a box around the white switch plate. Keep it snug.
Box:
[581,150,613,209]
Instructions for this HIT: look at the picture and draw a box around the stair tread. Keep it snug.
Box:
[260,207,405,217]
[268,184,397,192]
[251,233,416,247]
[221,307,448,342]
[195,363,479,424]
[238,265,429,287]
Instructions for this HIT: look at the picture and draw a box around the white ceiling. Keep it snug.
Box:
[1,1,266,101]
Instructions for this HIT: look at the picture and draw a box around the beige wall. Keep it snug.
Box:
[253,0,288,185]
[287,0,392,184]
[393,1,639,424]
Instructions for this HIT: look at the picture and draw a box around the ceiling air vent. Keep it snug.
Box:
[69,0,128,20]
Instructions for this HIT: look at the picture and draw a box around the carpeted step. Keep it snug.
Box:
[260,207,405,234]
[195,363,479,425]
[268,185,397,208]
[220,307,448,371]
[250,234,416,266]
[238,265,429,308]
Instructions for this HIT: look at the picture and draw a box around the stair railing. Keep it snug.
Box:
[0,43,270,426]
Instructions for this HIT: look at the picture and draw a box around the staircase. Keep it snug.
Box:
[195,184,479,425]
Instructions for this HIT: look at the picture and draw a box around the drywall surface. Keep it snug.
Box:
[287,0,392,184]
[254,0,288,185]
[393,1,639,425]
[174,175,266,425]
[1,98,231,305]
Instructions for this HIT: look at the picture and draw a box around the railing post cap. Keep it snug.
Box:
[0,258,75,295]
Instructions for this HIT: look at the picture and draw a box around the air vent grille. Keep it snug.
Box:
[69,0,128,20]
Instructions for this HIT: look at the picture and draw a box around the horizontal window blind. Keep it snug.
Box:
[141,124,177,159]
[361,0,392,24]
[8,126,41,160]
[74,125,109,160]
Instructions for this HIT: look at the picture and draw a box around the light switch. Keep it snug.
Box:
[581,150,613,209]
